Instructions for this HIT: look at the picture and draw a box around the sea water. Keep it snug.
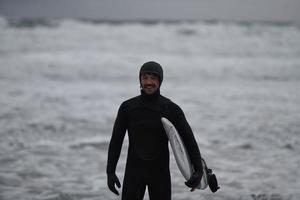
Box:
[0,17,300,200]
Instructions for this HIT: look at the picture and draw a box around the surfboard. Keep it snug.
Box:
[161,117,208,190]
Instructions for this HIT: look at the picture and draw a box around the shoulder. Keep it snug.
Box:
[120,95,141,109]
[160,95,183,113]
[160,95,180,108]
[123,95,140,104]
[159,95,171,103]
[115,96,140,116]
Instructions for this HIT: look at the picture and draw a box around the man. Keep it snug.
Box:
[107,61,203,200]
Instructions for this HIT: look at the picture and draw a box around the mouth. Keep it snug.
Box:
[142,85,157,94]
[145,86,154,89]
[144,85,155,89]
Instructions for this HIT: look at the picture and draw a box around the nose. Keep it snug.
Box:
[145,77,152,84]
[143,77,152,85]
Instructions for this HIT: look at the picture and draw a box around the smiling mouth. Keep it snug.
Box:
[144,85,155,89]
[143,85,157,93]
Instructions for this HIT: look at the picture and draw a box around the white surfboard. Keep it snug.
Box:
[161,117,208,190]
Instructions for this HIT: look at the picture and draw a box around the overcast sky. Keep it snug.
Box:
[0,0,299,23]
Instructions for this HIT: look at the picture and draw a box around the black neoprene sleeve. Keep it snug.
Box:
[106,102,127,174]
[170,103,203,172]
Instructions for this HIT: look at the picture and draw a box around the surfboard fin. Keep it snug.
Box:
[206,168,220,193]
[201,158,220,193]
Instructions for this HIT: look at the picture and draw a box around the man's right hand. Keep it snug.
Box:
[107,173,121,195]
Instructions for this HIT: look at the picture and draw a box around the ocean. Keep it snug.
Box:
[0,17,299,200]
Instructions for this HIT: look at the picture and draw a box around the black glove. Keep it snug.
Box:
[185,170,203,192]
[107,173,121,195]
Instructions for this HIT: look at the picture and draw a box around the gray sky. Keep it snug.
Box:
[0,0,299,23]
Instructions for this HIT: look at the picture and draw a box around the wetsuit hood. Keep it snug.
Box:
[139,61,163,86]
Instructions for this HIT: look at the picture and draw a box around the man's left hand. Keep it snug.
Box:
[185,170,203,192]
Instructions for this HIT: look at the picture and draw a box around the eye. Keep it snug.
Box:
[141,75,148,80]
[150,75,158,81]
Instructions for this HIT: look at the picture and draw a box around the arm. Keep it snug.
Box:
[168,102,203,191]
[106,102,128,195]
[170,103,202,172]
[107,102,128,174]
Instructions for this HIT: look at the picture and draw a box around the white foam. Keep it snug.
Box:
[0,18,300,199]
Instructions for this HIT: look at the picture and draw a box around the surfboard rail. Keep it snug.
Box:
[161,117,208,190]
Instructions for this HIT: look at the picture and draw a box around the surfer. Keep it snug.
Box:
[107,61,203,199]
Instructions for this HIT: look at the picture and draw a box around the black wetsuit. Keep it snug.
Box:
[107,90,202,200]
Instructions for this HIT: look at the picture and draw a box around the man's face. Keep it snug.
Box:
[140,73,160,95]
